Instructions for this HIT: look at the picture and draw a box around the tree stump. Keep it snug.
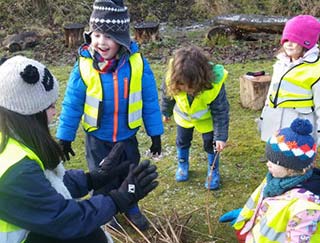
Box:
[239,74,271,110]
[134,21,160,44]
[64,23,85,48]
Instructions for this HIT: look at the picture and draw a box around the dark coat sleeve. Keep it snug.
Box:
[160,80,176,117]
[63,169,91,198]
[210,84,229,142]
[0,158,117,239]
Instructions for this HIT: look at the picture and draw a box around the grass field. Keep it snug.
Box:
[49,58,285,242]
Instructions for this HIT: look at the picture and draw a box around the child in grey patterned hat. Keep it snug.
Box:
[0,56,159,243]
[56,0,163,231]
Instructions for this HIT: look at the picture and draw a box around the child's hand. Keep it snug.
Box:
[163,116,171,123]
[215,141,226,152]
[150,136,161,156]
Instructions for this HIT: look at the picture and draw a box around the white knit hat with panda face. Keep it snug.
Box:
[0,55,59,115]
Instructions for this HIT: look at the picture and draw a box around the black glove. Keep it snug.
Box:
[150,135,161,156]
[87,142,131,190]
[59,140,75,161]
[109,160,159,213]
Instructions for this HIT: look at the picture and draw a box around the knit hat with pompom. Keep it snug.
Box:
[265,118,317,170]
[0,55,59,115]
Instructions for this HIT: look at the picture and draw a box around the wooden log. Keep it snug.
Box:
[207,14,291,40]
[64,23,85,48]
[239,74,271,111]
[134,21,160,44]
[2,32,39,52]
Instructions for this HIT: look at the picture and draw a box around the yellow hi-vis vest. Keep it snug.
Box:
[0,136,44,243]
[234,179,320,243]
[269,58,320,108]
[79,53,144,132]
[166,63,228,133]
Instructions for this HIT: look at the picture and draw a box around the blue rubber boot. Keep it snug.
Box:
[175,148,189,182]
[204,152,220,190]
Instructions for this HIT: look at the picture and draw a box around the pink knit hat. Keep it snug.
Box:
[281,15,320,49]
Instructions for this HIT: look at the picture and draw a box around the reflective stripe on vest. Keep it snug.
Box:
[269,59,320,108]
[127,53,143,129]
[0,229,28,243]
[79,53,143,132]
[166,63,227,133]
[234,179,320,243]
[234,180,265,231]
[0,137,44,243]
[79,57,103,132]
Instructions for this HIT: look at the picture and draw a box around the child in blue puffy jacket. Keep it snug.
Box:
[56,0,163,231]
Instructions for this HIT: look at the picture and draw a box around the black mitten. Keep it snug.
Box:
[108,160,158,213]
[150,135,161,156]
[87,142,130,190]
[59,140,75,161]
[99,142,126,171]
[87,161,131,190]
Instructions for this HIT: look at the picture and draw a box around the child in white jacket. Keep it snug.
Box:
[260,15,320,145]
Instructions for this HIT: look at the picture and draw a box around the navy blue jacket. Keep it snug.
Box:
[0,158,116,239]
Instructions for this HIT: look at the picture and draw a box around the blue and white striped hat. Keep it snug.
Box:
[265,118,317,170]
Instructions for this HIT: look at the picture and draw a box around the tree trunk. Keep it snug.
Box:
[207,14,291,40]
[239,74,271,111]
[2,32,39,52]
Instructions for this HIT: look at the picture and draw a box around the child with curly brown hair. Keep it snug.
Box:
[161,45,229,189]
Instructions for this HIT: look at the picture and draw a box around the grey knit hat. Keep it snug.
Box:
[89,0,131,52]
[0,55,59,115]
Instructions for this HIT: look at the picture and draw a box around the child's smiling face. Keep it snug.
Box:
[91,31,120,60]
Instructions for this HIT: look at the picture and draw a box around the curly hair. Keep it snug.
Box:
[167,46,214,97]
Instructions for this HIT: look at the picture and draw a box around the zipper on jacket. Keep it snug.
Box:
[124,77,128,99]
[112,71,119,142]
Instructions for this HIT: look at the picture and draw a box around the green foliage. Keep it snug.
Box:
[0,0,318,36]
[205,34,233,47]
[0,0,91,32]
[269,0,320,16]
